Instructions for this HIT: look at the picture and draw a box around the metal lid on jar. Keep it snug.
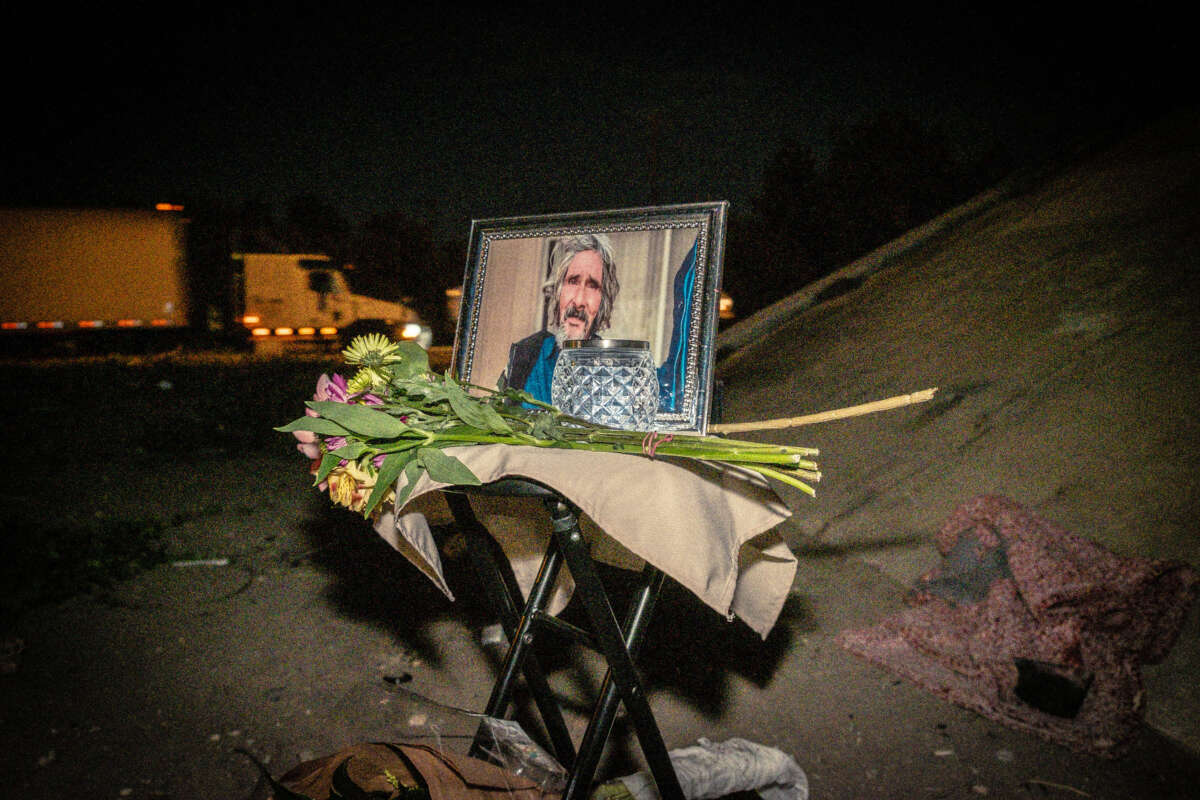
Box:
[561,338,649,350]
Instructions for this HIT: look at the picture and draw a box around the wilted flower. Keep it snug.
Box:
[328,470,359,508]
[314,372,383,405]
[325,459,393,514]
[316,373,350,403]
[292,374,346,458]
[292,373,384,459]
[294,429,322,460]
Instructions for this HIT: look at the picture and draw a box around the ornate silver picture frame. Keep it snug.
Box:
[452,202,728,434]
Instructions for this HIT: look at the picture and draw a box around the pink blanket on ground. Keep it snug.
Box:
[838,495,1198,757]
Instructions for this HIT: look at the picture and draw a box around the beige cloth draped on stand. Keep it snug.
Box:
[370,445,796,638]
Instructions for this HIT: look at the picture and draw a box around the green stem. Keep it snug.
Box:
[745,465,818,497]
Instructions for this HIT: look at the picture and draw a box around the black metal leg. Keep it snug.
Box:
[444,492,526,629]
[444,491,578,767]
[544,496,684,800]
[558,562,670,799]
[445,483,683,800]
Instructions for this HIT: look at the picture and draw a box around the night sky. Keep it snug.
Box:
[2,3,1188,241]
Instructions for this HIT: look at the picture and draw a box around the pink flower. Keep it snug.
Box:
[292,372,384,461]
[293,373,349,458]
[294,429,321,460]
[318,373,383,405]
[316,373,350,403]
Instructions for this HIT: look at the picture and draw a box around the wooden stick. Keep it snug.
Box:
[1023,780,1091,798]
[710,387,938,433]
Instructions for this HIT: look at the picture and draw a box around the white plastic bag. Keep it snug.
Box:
[617,737,808,800]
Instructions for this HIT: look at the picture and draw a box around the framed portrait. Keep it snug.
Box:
[451,202,728,434]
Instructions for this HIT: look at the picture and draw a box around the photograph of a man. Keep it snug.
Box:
[457,203,725,433]
[501,231,699,415]
[505,234,620,403]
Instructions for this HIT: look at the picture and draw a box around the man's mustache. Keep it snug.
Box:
[562,304,590,324]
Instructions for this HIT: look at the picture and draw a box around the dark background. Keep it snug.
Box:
[1,3,1189,334]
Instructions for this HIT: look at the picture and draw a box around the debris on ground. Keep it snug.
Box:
[838,495,1198,757]
[603,737,808,799]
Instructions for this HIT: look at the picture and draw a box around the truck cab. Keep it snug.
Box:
[234,253,431,353]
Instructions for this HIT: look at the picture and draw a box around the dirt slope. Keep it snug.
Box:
[717,107,1200,751]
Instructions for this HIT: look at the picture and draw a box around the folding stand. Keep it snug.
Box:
[444,479,685,800]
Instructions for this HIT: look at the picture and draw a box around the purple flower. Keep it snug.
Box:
[319,373,383,405]
[293,373,349,459]
[316,373,350,403]
[293,373,384,461]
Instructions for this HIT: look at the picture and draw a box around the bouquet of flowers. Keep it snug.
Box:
[279,334,821,518]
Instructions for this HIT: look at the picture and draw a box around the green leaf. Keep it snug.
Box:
[529,412,557,440]
[329,441,367,460]
[375,403,424,420]
[392,459,426,510]
[436,423,485,438]
[416,447,482,487]
[443,377,513,435]
[503,384,556,410]
[275,416,352,436]
[393,378,447,403]
[314,452,343,485]
[477,402,515,435]
[378,438,425,455]
[306,401,411,439]
[391,340,430,378]
[442,379,485,426]
[362,451,414,517]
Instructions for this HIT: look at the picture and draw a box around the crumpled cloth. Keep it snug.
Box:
[371,445,796,638]
[838,495,1198,757]
[267,741,554,799]
[616,737,808,800]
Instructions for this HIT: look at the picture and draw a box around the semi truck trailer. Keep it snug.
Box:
[0,207,429,354]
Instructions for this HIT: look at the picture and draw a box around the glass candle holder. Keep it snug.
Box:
[551,339,658,429]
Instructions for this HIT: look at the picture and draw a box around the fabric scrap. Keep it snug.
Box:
[272,741,555,800]
[838,495,1197,758]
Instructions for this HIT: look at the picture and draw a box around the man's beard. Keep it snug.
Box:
[553,304,594,344]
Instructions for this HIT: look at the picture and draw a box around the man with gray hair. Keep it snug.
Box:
[505,234,620,403]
